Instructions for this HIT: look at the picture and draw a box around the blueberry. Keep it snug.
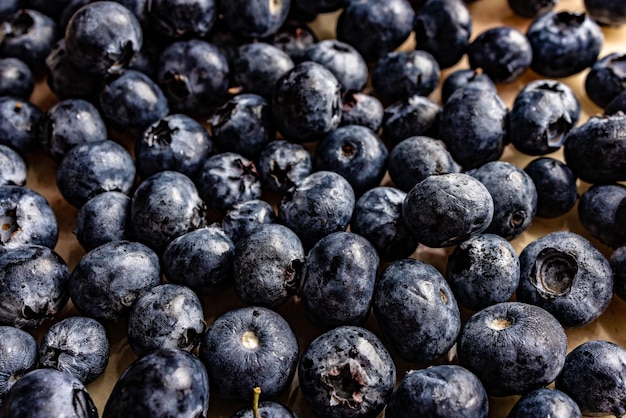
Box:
[302,39,368,91]
[57,0,92,32]
[103,348,209,418]
[508,0,557,18]
[0,144,27,186]
[520,79,581,127]
[605,90,626,115]
[402,172,494,248]
[385,365,489,418]
[148,0,217,40]
[381,95,441,145]
[578,183,626,248]
[199,306,299,401]
[262,20,318,64]
[507,387,582,418]
[231,400,297,418]
[291,0,345,15]
[232,42,295,99]
[39,316,110,384]
[297,325,396,418]
[584,0,626,26]
[611,245,626,301]
[0,0,19,21]
[221,0,291,38]
[221,199,276,244]
[373,258,461,362]
[457,301,567,396]
[339,91,384,132]
[440,68,496,104]
[74,191,133,251]
[585,52,626,109]
[0,96,43,154]
[0,326,37,400]
[516,231,614,328]
[257,140,312,194]
[21,0,72,20]
[0,58,34,99]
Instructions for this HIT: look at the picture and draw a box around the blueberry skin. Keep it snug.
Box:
[136,113,214,180]
[131,170,207,253]
[74,191,133,251]
[381,95,441,145]
[340,91,384,132]
[402,172,494,248]
[578,184,626,248]
[278,170,355,249]
[231,401,297,418]
[373,258,460,363]
[291,0,345,15]
[468,161,537,240]
[0,0,18,21]
[350,186,418,261]
[507,388,582,418]
[556,340,626,416]
[298,325,396,418]
[272,61,342,143]
[520,79,581,127]
[526,10,604,78]
[0,144,26,186]
[0,58,34,99]
[0,368,97,418]
[388,135,460,192]
[69,240,161,321]
[440,68,496,104]
[585,52,626,109]
[585,0,626,26]
[103,348,209,418]
[257,140,313,194]
[611,245,626,301]
[157,39,229,115]
[221,0,291,38]
[39,316,110,384]
[262,20,318,64]
[336,0,415,62]
[0,96,43,154]
[372,50,440,104]
[0,245,68,328]
[233,42,295,99]
[446,233,520,311]
[0,326,37,399]
[606,89,626,115]
[221,199,276,244]
[127,284,206,357]
[56,139,136,208]
[40,99,107,163]
[458,301,567,396]
[199,306,299,401]
[385,365,488,418]
[148,0,217,40]
[0,185,58,249]
[516,231,613,328]
[439,87,508,169]
[508,0,557,18]
[302,39,368,91]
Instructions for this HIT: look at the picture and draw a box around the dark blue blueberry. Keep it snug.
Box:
[0,58,34,99]
[277,170,355,249]
[257,140,312,194]
[221,199,276,244]
[526,10,604,78]
[291,0,345,15]
[0,96,43,154]
[446,233,520,311]
[584,0,626,26]
[0,0,19,21]
[372,50,440,104]
[41,99,107,163]
[131,170,207,252]
[381,95,441,145]
[136,113,214,179]
[74,191,133,251]
[516,231,613,328]
[385,365,488,418]
[339,91,384,132]
[127,283,206,356]
[55,139,136,208]
[336,0,415,62]
[103,348,209,418]
[272,61,342,143]
[69,240,161,321]
[508,0,557,18]
[297,325,396,418]
[585,52,626,109]
[262,20,318,64]
[388,135,460,192]
[507,388,582,418]
[440,68,496,104]
[231,400,298,418]
[0,244,68,328]
[611,245,626,301]
[413,0,472,69]
[468,161,537,240]
[302,39,368,91]
[39,316,110,384]
[350,186,418,260]
[127,35,161,79]
[233,223,304,307]
[148,0,217,41]
[199,306,298,401]
[20,0,72,20]
[232,42,295,99]
[520,79,581,126]
[0,144,27,186]
[58,0,92,33]
[578,183,626,248]
[0,185,58,249]
[300,231,378,329]
[373,258,460,362]
[157,39,229,115]
[221,0,291,38]
[0,326,36,400]
[1,368,97,418]
[402,172,494,248]
[556,340,626,416]
[606,89,626,115]
[458,301,567,396]
[162,224,235,295]
[525,157,578,219]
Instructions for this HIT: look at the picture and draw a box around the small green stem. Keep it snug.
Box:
[252,386,261,418]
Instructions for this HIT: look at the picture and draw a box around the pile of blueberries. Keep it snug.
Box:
[1,0,626,416]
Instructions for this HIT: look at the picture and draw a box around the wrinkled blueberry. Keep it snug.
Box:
[507,387,582,418]
[0,326,37,399]
[257,140,312,194]
[520,79,580,127]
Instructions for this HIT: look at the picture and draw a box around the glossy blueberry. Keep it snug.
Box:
[231,401,297,418]
[516,231,613,328]
[131,170,207,252]
[257,140,312,194]
[339,91,384,132]
[520,79,581,126]
[611,245,626,301]
[525,158,577,219]
[0,58,34,99]
[103,348,209,418]
[221,0,291,38]
[221,199,276,244]
[507,387,582,418]
[262,20,318,64]
[278,170,355,249]
[440,68,496,104]
[1,368,97,418]
[298,325,396,418]
[385,365,488,418]
[578,183,626,248]
[39,316,110,384]
[0,96,43,154]
[232,42,294,99]
[0,185,58,249]
[302,39,368,91]
[402,172,494,248]
[350,186,418,260]
[272,61,342,143]
[526,10,603,78]
[508,0,557,18]
[136,113,213,179]
[584,0,626,26]
[388,135,460,192]
[585,52,626,109]
[374,258,460,362]
[199,306,298,401]
[0,144,26,186]
[148,0,217,41]
[556,340,626,416]
[0,326,37,400]
[44,40,102,102]
[381,95,441,145]
[74,191,133,251]
[336,0,415,62]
